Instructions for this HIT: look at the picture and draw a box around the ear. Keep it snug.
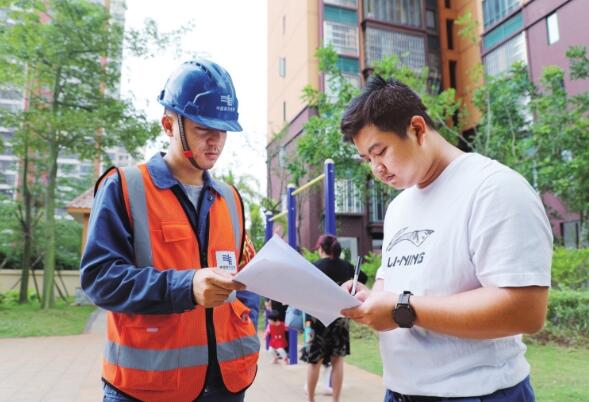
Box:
[161,115,174,137]
[409,116,427,145]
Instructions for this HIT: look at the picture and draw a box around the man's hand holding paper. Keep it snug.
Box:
[234,235,360,326]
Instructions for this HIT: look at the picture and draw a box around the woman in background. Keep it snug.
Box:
[303,234,366,402]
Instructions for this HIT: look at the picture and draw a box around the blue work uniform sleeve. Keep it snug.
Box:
[237,290,260,328]
[80,173,196,315]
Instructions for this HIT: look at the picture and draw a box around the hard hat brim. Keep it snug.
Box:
[161,102,243,132]
[189,114,243,132]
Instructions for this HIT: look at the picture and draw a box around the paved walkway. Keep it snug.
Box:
[0,310,384,402]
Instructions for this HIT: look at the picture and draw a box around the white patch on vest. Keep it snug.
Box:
[216,251,237,273]
[146,327,159,333]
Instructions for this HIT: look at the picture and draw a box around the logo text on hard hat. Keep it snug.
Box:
[220,95,233,107]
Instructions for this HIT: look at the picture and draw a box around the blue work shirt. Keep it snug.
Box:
[80,152,260,323]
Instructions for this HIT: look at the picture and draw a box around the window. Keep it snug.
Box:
[368,180,395,222]
[426,0,438,9]
[428,52,442,93]
[325,71,360,102]
[446,19,454,50]
[482,11,523,50]
[282,15,286,35]
[364,0,422,27]
[278,57,286,77]
[428,35,440,51]
[324,0,357,7]
[335,179,364,214]
[483,32,527,76]
[324,5,357,24]
[371,238,383,253]
[365,27,426,69]
[282,101,286,122]
[444,0,451,8]
[324,21,359,56]
[337,55,360,74]
[0,86,21,101]
[547,13,559,45]
[426,9,437,30]
[449,60,457,89]
[0,99,22,113]
[338,237,358,263]
[561,221,580,248]
[482,0,520,28]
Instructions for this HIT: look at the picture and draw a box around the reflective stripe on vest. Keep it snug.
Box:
[122,167,242,264]
[104,340,209,370]
[217,334,260,362]
[104,334,259,372]
[121,166,153,267]
[215,182,241,252]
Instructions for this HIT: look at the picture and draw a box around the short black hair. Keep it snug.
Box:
[340,75,436,142]
[267,309,280,321]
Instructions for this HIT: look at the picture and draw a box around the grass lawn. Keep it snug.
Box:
[0,297,96,338]
[527,343,589,402]
[347,322,589,401]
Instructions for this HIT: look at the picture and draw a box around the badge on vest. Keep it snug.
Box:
[216,251,237,273]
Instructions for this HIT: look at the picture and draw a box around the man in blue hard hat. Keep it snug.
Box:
[81,60,261,402]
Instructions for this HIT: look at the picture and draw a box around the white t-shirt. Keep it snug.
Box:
[376,152,552,397]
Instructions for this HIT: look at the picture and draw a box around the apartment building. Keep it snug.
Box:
[267,0,469,258]
[267,0,589,255]
[479,0,589,247]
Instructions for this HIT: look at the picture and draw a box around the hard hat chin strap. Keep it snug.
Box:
[177,114,204,171]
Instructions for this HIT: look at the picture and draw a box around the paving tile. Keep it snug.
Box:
[0,310,386,402]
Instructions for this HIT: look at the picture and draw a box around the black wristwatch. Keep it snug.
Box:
[393,291,416,328]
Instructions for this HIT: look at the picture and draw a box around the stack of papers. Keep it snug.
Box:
[235,235,360,326]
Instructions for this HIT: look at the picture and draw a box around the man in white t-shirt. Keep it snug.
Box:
[340,76,551,402]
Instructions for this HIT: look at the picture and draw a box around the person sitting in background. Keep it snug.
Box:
[265,309,288,364]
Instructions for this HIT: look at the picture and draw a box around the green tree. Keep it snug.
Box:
[286,46,364,186]
[248,203,265,251]
[282,47,461,244]
[469,46,589,242]
[0,0,172,308]
[288,47,463,187]
[531,46,589,239]
[372,54,463,144]
[471,62,536,182]
[218,170,266,250]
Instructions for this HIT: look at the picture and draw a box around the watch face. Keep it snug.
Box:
[394,306,415,328]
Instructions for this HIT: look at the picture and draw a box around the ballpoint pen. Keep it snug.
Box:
[350,255,363,296]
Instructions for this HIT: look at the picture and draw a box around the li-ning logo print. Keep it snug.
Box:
[220,94,233,106]
[385,227,434,268]
[386,227,434,251]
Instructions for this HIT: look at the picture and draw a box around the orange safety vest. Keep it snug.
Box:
[100,164,259,402]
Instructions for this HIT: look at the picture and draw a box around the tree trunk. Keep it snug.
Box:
[41,139,58,309]
[18,139,32,304]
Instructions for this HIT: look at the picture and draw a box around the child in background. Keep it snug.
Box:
[265,309,288,364]
[302,319,314,360]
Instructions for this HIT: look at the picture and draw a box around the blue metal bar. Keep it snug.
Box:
[324,159,336,235]
[265,211,274,242]
[264,212,274,350]
[286,184,298,364]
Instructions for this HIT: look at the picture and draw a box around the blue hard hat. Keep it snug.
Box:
[158,60,242,132]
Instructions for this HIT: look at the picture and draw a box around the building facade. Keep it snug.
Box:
[268,0,588,257]
[267,0,469,259]
[479,0,589,247]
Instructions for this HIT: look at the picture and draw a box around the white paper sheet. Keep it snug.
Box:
[234,234,360,326]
